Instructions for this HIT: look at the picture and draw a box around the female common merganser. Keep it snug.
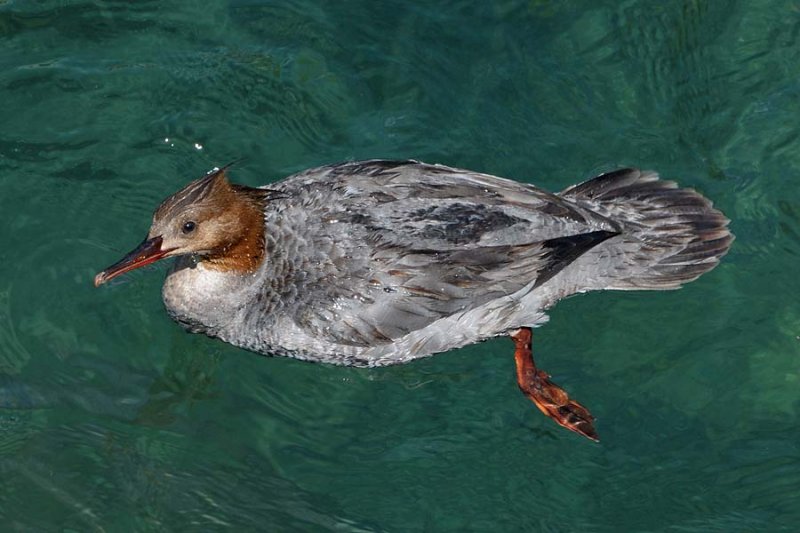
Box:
[95,160,733,441]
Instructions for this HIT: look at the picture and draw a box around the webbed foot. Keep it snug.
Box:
[511,327,599,442]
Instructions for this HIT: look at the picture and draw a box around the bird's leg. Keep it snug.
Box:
[511,327,599,442]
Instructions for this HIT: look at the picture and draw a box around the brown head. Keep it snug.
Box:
[94,167,285,287]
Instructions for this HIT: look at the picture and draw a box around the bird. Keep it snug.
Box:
[95,160,733,441]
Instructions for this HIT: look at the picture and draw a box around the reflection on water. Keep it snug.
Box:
[0,0,798,530]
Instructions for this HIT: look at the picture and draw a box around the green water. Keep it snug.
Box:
[0,0,796,530]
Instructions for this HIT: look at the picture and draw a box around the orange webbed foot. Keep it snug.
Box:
[511,328,599,442]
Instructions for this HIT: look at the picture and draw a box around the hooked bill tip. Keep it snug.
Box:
[94,272,108,287]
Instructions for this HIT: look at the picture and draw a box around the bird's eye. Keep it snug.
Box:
[182,221,197,234]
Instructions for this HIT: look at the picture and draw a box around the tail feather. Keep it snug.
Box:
[561,168,733,290]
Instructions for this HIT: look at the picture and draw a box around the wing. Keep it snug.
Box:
[273,160,619,347]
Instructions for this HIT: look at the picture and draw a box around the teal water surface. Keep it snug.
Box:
[1,1,797,531]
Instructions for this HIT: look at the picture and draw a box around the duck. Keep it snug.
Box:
[95,160,733,441]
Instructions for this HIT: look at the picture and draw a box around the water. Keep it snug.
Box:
[0,0,796,530]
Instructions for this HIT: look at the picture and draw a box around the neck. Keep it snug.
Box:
[202,186,267,274]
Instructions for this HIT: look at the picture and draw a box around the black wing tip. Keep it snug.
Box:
[534,230,619,288]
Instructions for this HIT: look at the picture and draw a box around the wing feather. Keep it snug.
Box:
[275,161,618,347]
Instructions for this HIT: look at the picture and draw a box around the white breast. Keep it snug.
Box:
[161,258,252,335]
